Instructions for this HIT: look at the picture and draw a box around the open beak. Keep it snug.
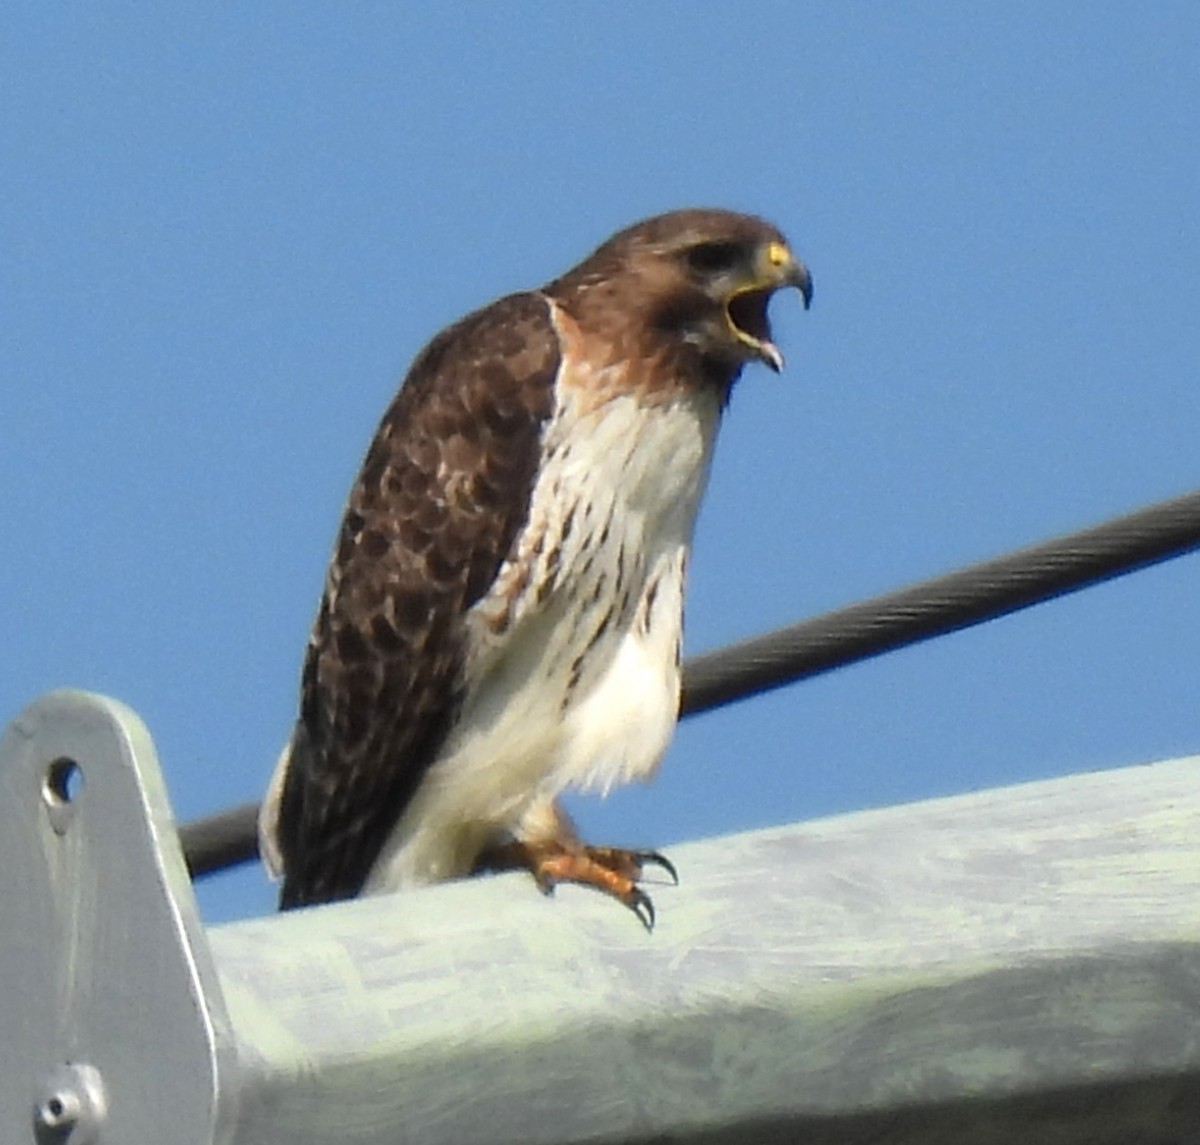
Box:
[726,246,813,373]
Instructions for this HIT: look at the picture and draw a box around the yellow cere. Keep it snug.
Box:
[766,241,791,268]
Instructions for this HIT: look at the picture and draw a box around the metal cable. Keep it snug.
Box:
[682,488,1200,713]
[181,487,1200,878]
[181,802,261,879]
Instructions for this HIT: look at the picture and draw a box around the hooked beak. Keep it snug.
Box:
[787,258,814,312]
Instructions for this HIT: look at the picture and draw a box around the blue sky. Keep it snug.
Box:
[3,5,1197,924]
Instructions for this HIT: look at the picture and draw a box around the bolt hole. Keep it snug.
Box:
[46,1098,64,1119]
[44,758,84,807]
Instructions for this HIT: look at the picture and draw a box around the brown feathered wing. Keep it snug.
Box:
[276,292,559,907]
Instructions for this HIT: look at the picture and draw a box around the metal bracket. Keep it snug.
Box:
[0,690,237,1145]
[4,689,1200,1144]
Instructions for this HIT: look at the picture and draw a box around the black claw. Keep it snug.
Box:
[532,871,558,897]
[636,850,679,886]
[629,889,656,931]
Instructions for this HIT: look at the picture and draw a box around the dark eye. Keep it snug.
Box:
[685,241,742,275]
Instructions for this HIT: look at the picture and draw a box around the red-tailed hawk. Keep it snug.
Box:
[260,209,812,926]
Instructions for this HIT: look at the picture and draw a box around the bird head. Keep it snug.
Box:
[552,209,812,376]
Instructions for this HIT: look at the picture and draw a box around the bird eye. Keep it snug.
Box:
[685,241,742,275]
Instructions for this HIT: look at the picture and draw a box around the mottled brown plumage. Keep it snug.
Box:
[264,209,811,916]
[276,294,560,905]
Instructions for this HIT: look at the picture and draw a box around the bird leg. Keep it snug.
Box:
[476,836,677,930]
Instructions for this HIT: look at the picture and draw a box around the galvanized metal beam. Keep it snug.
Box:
[3,690,1199,1144]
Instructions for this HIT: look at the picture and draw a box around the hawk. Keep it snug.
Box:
[259,209,812,926]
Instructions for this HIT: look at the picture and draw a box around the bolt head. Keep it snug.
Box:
[32,1063,106,1145]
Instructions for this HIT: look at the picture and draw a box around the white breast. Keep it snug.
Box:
[363,358,723,893]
